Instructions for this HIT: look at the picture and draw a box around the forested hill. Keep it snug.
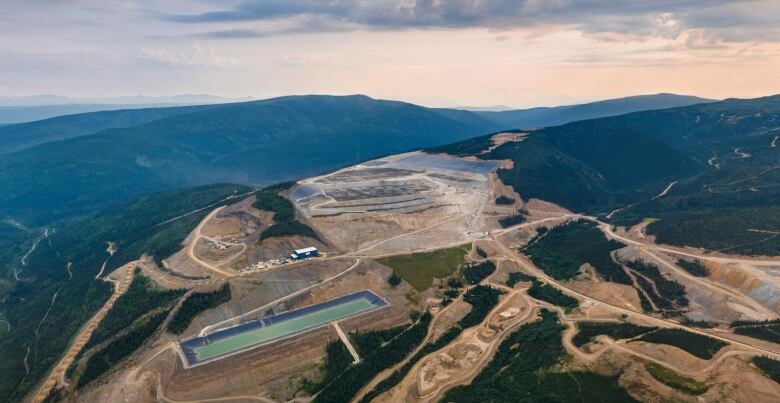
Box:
[0,184,249,402]
[431,94,780,255]
[0,95,499,226]
[0,103,219,154]
[0,92,722,227]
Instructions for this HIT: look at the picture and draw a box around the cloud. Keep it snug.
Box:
[185,17,353,39]
[141,44,237,67]
[159,0,780,45]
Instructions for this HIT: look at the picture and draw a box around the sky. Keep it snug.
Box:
[2,0,780,108]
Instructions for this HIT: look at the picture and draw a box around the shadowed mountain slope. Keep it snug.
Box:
[0,95,498,225]
[431,94,780,254]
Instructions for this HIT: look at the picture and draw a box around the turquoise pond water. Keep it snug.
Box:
[194,298,375,361]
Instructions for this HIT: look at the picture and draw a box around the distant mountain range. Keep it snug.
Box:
[467,93,715,129]
[0,94,252,124]
[0,93,248,106]
[0,93,714,226]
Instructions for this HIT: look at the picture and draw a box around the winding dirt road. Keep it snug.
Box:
[186,206,234,278]
[490,237,780,359]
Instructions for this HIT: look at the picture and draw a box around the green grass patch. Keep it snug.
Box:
[645,362,708,395]
[377,246,468,291]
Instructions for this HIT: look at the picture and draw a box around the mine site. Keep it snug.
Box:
[8,4,780,403]
[23,133,775,403]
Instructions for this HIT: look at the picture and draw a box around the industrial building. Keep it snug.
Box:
[290,247,318,260]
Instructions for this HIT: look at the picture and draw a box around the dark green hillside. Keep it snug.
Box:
[599,95,780,156]
[484,120,700,213]
[0,104,215,154]
[252,188,318,241]
[0,95,497,226]
[0,184,248,401]
[167,283,231,335]
[0,223,31,295]
[433,94,780,254]
[86,273,184,349]
[0,223,29,267]
[636,329,727,359]
[600,96,780,230]
[523,220,630,284]
[646,207,780,256]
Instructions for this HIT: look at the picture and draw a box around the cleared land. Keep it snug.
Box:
[293,152,497,255]
[376,246,469,291]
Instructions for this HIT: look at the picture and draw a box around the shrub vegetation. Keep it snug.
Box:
[443,309,637,402]
[498,210,527,228]
[753,356,780,384]
[463,260,496,284]
[359,286,502,402]
[623,259,688,312]
[78,309,169,388]
[636,329,727,359]
[645,362,708,395]
[528,280,579,309]
[87,272,184,348]
[676,259,709,277]
[387,271,402,287]
[253,187,319,241]
[167,283,231,335]
[494,196,515,205]
[572,322,656,347]
[523,220,631,284]
[505,271,535,288]
[312,312,432,402]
